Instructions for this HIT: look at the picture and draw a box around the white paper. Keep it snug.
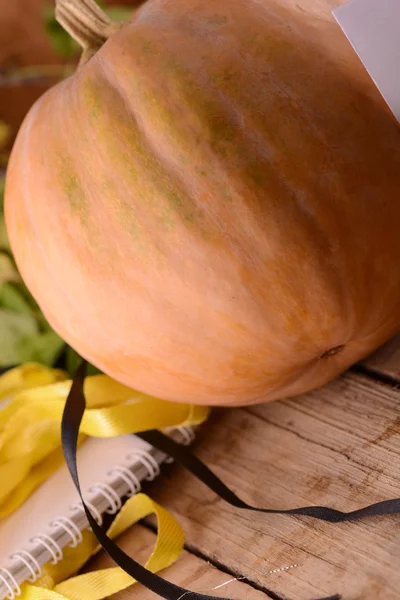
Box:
[333,0,400,123]
[0,434,150,564]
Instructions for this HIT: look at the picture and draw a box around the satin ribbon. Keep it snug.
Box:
[0,363,195,600]
[0,363,209,518]
[0,363,67,403]
[18,493,184,600]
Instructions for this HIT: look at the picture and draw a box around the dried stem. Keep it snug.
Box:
[55,0,121,66]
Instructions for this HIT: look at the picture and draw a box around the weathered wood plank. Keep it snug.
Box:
[87,525,267,600]
[362,334,400,382]
[143,372,400,600]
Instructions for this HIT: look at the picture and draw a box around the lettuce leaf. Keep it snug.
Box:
[0,309,39,366]
[17,331,65,367]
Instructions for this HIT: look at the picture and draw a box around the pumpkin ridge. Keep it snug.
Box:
[91,51,210,237]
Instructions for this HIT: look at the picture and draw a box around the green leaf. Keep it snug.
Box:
[0,279,57,333]
[0,122,10,151]
[0,184,9,250]
[105,6,132,22]
[0,177,5,213]
[0,283,34,315]
[0,219,9,252]
[66,347,102,378]
[13,279,45,315]
[96,0,132,21]
[0,254,20,286]
[0,309,39,366]
[17,331,65,367]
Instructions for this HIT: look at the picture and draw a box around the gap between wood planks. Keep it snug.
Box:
[142,518,289,600]
[142,357,400,600]
[143,364,396,600]
[353,362,400,389]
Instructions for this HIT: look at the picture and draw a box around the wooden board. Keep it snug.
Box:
[140,372,400,600]
[87,525,266,600]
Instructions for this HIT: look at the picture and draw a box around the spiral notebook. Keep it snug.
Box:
[0,426,194,600]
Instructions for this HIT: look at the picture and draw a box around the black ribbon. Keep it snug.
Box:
[136,430,400,522]
[62,362,242,600]
[61,361,399,600]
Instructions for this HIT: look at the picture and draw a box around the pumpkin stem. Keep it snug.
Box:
[55,0,121,66]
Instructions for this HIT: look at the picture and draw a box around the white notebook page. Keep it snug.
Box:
[0,434,151,566]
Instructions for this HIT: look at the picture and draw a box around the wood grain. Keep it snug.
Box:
[87,525,267,600]
[142,372,400,600]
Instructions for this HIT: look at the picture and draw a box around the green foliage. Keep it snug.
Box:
[0,182,10,251]
[0,282,35,315]
[0,274,66,369]
[0,254,18,286]
[0,309,39,366]
[104,6,133,22]
[66,347,102,378]
[17,331,66,367]
[0,123,10,149]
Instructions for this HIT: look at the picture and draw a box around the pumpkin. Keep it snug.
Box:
[5,0,400,406]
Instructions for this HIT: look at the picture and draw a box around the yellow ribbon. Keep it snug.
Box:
[0,364,207,600]
[0,446,81,518]
[0,364,209,517]
[0,363,67,403]
[19,493,184,600]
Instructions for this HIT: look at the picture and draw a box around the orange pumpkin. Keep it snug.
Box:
[5,0,400,406]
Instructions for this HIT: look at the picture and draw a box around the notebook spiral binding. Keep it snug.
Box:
[0,426,194,600]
